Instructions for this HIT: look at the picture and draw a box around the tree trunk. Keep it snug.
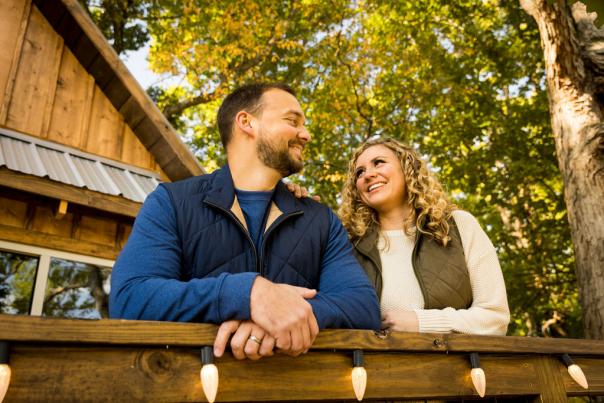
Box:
[520,0,604,339]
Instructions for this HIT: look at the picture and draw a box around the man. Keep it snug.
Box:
[109,83,380,360]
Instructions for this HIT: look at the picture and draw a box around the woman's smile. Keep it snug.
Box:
[354,145,407,213]
[367,182,386,193]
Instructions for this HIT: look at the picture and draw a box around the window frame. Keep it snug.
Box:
[0,240,114,316]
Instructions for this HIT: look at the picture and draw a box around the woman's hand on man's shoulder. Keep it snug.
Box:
[285,182,321,201]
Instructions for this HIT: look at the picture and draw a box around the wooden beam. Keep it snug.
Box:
[30,0,65,27]
[54,199,68,219]
[0,315,217,346]
[23,202,36,230]
[5,344,604,401]
[31,0,204,181]
[564,357,604,395]
[2,316,604,400]
[4,345,548,402]
[530,355,568,403]
[0,167,141,218]
[314,331,604,356]
[442,332,604,355]
[1,315,604,357]
[0,224,120,260]
[118,96,146,129]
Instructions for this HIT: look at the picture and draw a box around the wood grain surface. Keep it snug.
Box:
[5,5,63,136]
[47,45,94,149]
[1,315,603,401]
[0,0,31,124]
[1,315,604,356]
[4,346,545,402]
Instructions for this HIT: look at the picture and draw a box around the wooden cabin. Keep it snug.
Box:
[1,1,604,402]
[0,0,203,319]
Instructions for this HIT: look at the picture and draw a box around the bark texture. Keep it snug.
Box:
[520,0,604,339]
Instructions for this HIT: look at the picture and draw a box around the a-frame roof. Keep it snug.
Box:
[33,0,204,182]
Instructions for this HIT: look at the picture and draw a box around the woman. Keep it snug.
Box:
[339,137,509,335]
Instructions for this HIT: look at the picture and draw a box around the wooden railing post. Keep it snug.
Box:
[531,355,568,403]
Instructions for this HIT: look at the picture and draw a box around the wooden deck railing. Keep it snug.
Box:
[0,314,603,402]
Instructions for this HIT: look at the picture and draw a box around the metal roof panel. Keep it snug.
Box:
[104,165,143,202]
[0,136,45,176]
[0,128,161,203]
[0,138,5,168]
[37,146,79,185]
[130,172,159,197]
[70,156,119,195]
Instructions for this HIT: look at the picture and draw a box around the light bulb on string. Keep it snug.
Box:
[561,353,588,389]
[351,349,367,401]
[200,346,218,403]
[0,342,10,403]
[469,353,486,398]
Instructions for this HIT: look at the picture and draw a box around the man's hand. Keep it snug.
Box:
[250,276,319,356]
[214,320,275,360]
[381,310,419,332]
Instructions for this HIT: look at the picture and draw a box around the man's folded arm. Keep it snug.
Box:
[307,210,381,330]
[109,186,258,322]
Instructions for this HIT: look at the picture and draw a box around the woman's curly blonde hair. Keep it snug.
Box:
[339,137,456,246]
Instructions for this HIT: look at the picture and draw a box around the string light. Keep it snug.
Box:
[200,346,218,403]
[0,342,10,403]
[351,349,367,401]
[469,353,486,398]
[561,353,588,389]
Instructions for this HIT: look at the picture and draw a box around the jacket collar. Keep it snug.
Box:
[202,164,237,209]
[354,224,380,255]
[272,179,303,215]
[355,215,424,252]
[203,165,303,215]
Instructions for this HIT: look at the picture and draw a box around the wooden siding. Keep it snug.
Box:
[36,0,203,181]
[0,186,132,259]
[47,45,94,148]
[0,0,166,176]
[4,5,63,137]
[0,0,30,122]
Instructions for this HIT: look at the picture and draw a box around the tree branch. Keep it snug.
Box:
[334,32,374,139]
[519,0,541,17]
[162,92,217,120]
[572,2,604,92]
[44,283,88,304]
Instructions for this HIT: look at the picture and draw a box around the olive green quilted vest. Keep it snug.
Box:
[352,218,472,310]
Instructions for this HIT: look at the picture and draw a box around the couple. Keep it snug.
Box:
[109,83,509,360]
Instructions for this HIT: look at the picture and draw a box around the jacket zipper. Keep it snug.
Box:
[259,211,304,276]
[206,201,304,277]
[204,201,260,273]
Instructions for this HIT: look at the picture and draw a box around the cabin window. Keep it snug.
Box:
[42,258,111,319]
[0,240,113,319]
[0,251,39,315]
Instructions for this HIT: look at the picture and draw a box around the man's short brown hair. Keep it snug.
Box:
[217,83,296,147]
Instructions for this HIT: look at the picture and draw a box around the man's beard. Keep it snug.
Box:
[257,132,304,178]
